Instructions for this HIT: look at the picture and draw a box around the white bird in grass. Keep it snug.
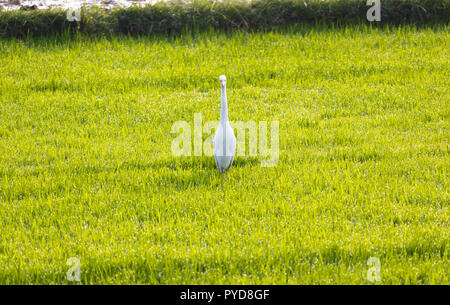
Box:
[213,75,236,174]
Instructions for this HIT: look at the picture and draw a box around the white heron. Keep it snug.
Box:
[213,75,236,174]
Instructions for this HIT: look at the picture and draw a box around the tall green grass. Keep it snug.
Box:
[0,24,449,284]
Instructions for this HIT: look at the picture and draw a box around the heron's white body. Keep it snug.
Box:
[213,75,236,173]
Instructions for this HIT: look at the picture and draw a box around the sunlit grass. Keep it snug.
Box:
[0,24,448,284]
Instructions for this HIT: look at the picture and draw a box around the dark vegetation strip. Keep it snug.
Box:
[0,0,449,38]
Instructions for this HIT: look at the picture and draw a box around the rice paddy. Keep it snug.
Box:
[0,24,448,284]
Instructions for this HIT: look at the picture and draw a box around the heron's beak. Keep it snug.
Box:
[220,80,226,87]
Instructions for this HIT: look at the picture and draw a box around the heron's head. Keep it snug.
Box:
[219,75,226,88]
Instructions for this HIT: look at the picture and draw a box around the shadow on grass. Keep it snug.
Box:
[148,157,260,191]
[150,156,259,171]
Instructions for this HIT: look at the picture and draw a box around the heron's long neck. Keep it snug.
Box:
[220,85,228,124]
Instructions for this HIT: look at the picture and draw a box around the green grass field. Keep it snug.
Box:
[0,24,449,284]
